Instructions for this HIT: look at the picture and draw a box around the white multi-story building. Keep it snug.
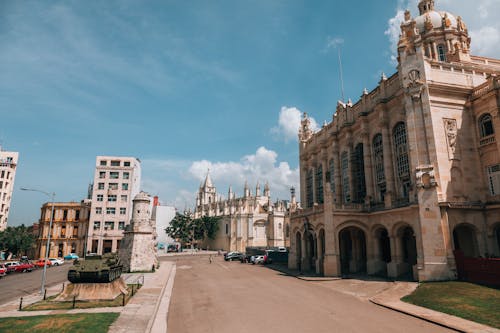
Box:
[86,156,141,254]
[151,196,176,251]
[0,149,19,231]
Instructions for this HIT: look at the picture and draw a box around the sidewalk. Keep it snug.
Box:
[266,263,500,333]
[0,262,177,333]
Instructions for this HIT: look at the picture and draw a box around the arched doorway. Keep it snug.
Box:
[304,232,316,272]
[400,226,417,279]
[295,232,302,271]
[318,229,325,275]
[453,224,479,257]
[339,226,367,275]
[373,227,391,276]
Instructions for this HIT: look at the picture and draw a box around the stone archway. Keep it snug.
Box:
[295,232,302,271]
[453,224,479,257]
[369,227,391,276]
[303,232,316,272]
[388,225,417,280]
[317,229,325,275]
[339,226,367,275]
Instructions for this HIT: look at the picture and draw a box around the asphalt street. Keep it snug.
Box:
[0,264,70,304]
[166,255,453,333]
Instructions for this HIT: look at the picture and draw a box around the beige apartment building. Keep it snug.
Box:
[36,200,91,258]
[86,156,141,254]
[289,0,500,281]
[0,149,18,231]
[194,173,294,251]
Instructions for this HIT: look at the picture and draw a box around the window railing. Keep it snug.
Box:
[479,135,496,146]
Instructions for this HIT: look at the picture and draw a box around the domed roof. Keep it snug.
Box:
[414,10,458,34]
[134,191,150,202]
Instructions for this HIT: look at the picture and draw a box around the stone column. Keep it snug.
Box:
[366,234,381,275]
[432,42,438,61]
[382,123,395,207]
[333,142,342,205]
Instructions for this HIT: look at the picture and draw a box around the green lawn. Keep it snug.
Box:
[0,313,119,333]
[402,281,500,328]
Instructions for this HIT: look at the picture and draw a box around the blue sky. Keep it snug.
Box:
[2,0,499,226]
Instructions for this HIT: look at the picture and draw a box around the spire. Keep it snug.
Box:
[244,181,250,197]
[256,181,261,196]
[228,185,233,200]
[203,169,213,188]
[264,182,270,197]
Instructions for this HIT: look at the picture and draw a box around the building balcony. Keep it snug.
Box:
[479,135,496,147]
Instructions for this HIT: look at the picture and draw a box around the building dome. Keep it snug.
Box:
[133,191,150,202]
[414,11,458,34]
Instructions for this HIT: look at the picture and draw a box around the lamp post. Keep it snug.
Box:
[20,187,55,296]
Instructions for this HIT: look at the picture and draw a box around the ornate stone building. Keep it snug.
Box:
[0,148,18,231]
[36,200,91,258]
[194,172,295,251]
[289,0,500,281]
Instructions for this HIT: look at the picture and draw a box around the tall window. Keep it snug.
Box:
[487,164,500,196]
[306,169,314,208]
[393,122,411,199]
[341,152,350,203]
[329,159,335,193]
[315,165,324,204]
[352,143,366,203]
[437,44,446,62]
[479,113,494,137]
[373,134,386,201]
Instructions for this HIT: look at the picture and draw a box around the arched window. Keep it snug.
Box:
[437,44,446,62]
[306,169,314,208]
[393,122,411,199]
[373,134,386,201]
[352,143,366,203]
[315,165,324,204]
[341,152,350,203]
[329,159,335,193]
[479,113,494,137]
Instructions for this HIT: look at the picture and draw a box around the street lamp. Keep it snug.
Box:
[20,187,55,296]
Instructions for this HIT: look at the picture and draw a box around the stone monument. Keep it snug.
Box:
[119,191,158,272]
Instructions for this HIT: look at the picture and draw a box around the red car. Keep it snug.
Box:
[35,259,52,268]
[14,262,35,273]
[0,264,6,277]
[5,262,20,273]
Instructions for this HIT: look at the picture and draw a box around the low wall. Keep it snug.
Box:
[454,250,500,288]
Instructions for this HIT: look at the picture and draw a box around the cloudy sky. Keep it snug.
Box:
[2,0,499,225]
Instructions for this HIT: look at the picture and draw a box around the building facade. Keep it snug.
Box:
[194,173,294,252]
[0,149,19,231]
[151,196,177,251]
[289,0,500,281]
[36,200,91,258]
[86,156,141,254]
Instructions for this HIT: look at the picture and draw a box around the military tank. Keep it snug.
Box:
[68,253,123,283]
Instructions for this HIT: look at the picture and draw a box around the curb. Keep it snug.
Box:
[148,264,176,333]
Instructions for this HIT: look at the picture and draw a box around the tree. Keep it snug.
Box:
[165,213,194,245]
[0,224,36,257]
[165,214,221,247]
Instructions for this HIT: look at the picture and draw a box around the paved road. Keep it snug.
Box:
[0,264,70,303]
[166,255,453,333]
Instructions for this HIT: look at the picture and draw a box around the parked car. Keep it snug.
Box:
[63,253,79,260]
[13,262,35,273]
[49,258,65,266]
[224,252,243,261]
[0,264,7,277]
[4,262,20,273]
[253,255,265,264]
[35,259,52,268]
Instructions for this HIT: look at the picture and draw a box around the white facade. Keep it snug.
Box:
[0,149,19,231]
[87,156,141,254]
[153,202,176,250]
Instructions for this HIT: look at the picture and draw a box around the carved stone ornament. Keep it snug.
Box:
[443,118,460,160]
[416,165,437,189]
[405,69,424,100]
[298,112,313,142]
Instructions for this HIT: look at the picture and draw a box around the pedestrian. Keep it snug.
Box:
[209,255,213,264]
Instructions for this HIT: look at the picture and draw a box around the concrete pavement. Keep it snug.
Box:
[0,253,498,333]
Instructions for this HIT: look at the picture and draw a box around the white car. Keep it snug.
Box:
[253,255,265,264]
[48,258,65,266]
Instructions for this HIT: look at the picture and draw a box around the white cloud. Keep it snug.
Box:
[188,146,299,200]
[385,0,500,62]
[271,106,318,142]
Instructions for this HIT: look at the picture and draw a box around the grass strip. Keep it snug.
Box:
[0,313,119,333]
[402,281,500,328]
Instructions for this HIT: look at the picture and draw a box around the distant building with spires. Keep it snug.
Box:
[194,172,297,252]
